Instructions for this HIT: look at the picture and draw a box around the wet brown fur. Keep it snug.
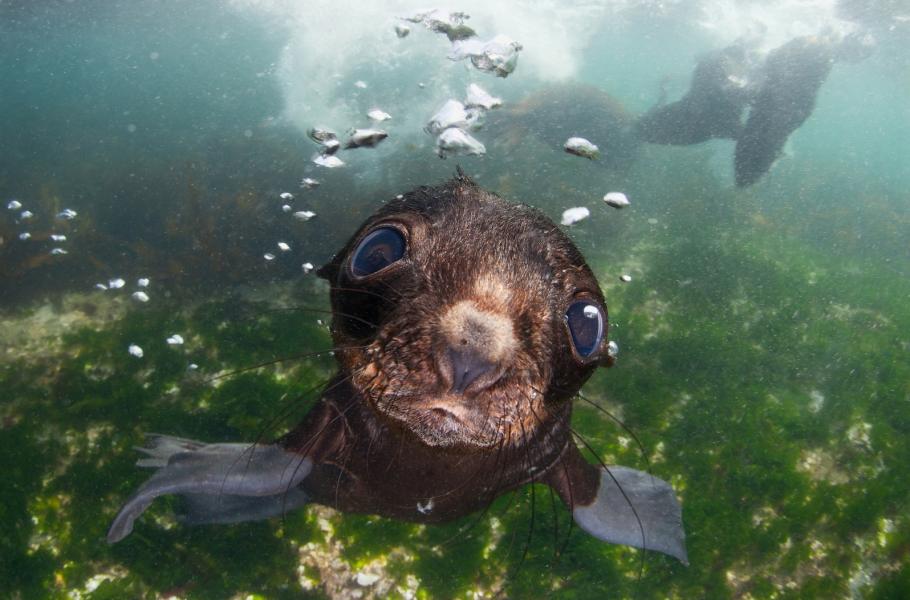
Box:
[279,174,607,521]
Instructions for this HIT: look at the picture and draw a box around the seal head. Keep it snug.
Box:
[318,174,608,450]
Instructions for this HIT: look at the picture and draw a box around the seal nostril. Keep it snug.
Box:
[447,347,496,395]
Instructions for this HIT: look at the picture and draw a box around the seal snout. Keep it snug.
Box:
[438,300,516,396]
[446,346,496,394]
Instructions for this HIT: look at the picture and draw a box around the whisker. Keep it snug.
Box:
[515,414,536,569]
[433,422,511,548]
[279,370,366,521]
[205,346,352,383]
[328,285,401,302]
[556,453,576,559]
[518,387,573,560]
[547,484,560,560]
[577,392,652,473]
[571,428,647,587]
[258,305,380,331]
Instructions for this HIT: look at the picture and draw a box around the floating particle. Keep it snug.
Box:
[647,218,658,225]
[345,128,388,149]
[18,232,31,241]
[606,340,619,360]
[127,124,137,133]
[282,204,292,213]
[300,177,320,189]
[50,247,68,255]
[20,210,34,220]
[301,262,314,274]
[465,83,501,110]
[367,108,392,122]
[417,498,435,514]
[50,234,67,242]
[603,191,630,209]
[95,283,108,291]
[560,207,590,226]
[7,200,22,210]
[418,82,426,88]
[395,194,404,199]
[449,35,522,77]
[313,154,344,168]
[620,274,632,283]
[149,51,160,60]
[279,192,294,200]
[308,127,338,145]
[128,344,144,358]
[277,241,291,251]
[57,208,78,220]
[355,572,381,587]
[263,253,276,261]
[564,137,599,160]
[293,210,316,221]
[425,100,478,135]
[321,139,341,155]
[132,291,150,302]
[166,334,184,345]
[394,23,411,38]
[187,363,199,370]
[354,80,368,89]
[137,277,150,287]
[109,278,126,289]
[436,128,486,158]
[808,390,825,413]
[405,9,475,40]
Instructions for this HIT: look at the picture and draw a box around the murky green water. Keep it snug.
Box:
[2,1,908,598]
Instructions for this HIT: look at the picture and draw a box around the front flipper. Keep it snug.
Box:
[546,444,687,564]
[107,434,312,543]
[574,466,688,565]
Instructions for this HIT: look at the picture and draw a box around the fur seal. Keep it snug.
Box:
[635,45,755,146]
[107,174,687,565]
[489,83,641,174]
[734,37,834,187]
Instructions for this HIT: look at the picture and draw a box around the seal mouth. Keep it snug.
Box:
[373,392,501,448]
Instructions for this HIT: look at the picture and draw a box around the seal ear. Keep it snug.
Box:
[545,443,688,564]
[316,257,340,281]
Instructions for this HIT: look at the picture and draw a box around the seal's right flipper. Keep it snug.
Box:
[179,487,310,525]
[107,435,312,543]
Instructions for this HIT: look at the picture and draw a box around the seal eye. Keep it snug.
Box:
[350,226,406,278]
[565,300,605,359]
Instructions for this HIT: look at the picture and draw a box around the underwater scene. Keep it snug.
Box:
[2,0,909,598]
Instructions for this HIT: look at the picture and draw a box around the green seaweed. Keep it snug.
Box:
[2,153,908,598]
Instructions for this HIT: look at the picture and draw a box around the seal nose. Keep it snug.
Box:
[437,299,516,395]
[447,346,496,395]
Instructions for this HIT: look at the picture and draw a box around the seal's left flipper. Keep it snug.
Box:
[546,444,687,564]
[107,435,312,543]
[573,466,688,564]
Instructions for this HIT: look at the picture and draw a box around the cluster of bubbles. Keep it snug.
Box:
[5,198,77,257]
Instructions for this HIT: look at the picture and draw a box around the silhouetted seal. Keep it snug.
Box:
[490,83,641,173]
[107,174,687,565]
[734,37,834,187]
[636,45,755,146]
